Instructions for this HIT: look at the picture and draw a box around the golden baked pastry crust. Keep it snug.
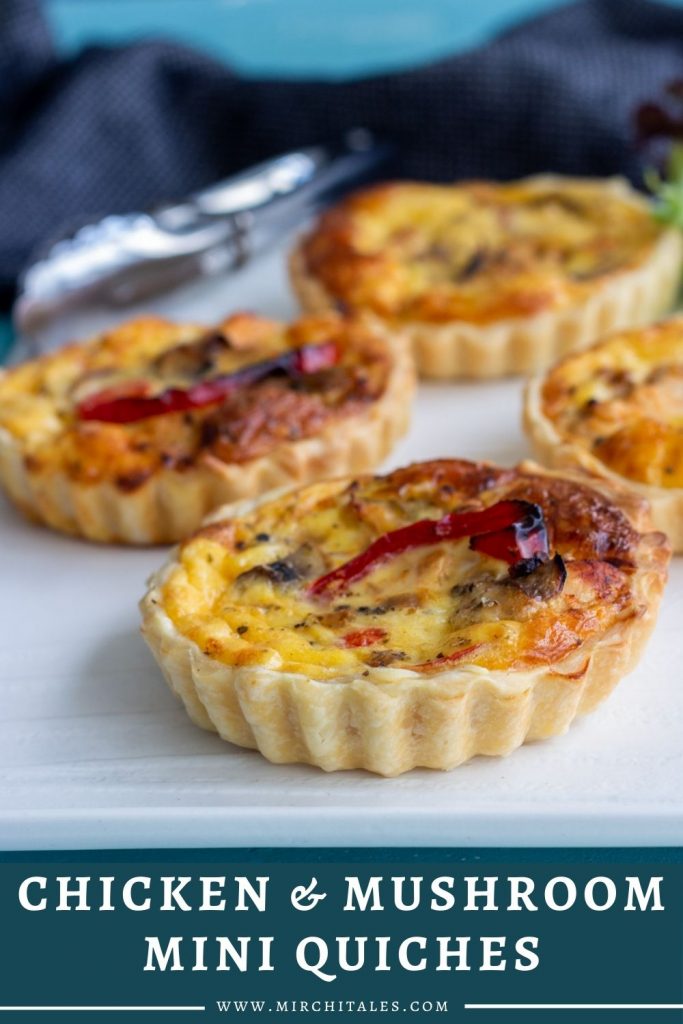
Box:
[0,312,414,544]
[291,176,683,379]
[525,316,683,551]
[140,459,669,776]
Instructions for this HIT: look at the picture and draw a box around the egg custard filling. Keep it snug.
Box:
[538,319,683,490]
[298,179,664,325]
[160,460,649,682]
[0,312,391,492]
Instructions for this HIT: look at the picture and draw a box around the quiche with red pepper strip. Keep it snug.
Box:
[525,316,683,552]
[0,311,413,544]
[140,458,669,776]
[290,176,682,379]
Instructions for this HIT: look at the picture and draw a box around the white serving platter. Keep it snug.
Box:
[1,236,682,851]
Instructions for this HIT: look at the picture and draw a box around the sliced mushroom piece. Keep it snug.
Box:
[514,553,567,599]
[455,248,490,281]
[150,331,232,379]
[450,554,566,626]
[366,649,407,667]
[236,543,327,588]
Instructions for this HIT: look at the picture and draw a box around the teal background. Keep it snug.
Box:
[38,0,683,78]
[1,848,682,1024]
[45,0,568,78]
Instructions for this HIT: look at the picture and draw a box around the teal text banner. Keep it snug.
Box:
[0,848,682,1024]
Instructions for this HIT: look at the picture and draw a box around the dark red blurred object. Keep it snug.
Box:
[636,80,683,147]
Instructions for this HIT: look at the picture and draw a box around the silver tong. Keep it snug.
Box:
[13,129,389,345]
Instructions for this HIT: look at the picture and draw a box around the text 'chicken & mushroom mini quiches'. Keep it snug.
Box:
[525,316,683,552]
[290,176,683,379]
[0,311,414,544]
[140,458,669,776]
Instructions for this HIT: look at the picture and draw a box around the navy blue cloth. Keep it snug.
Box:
[1,0,682,307]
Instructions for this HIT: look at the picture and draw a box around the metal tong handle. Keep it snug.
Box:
[14,129,388,338]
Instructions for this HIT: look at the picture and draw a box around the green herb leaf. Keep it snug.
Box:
[645,142,683,227]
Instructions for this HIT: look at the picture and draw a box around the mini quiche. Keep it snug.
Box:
[0,311,413,544]
[525,316,683,552]
[290,176,683,379]
[140,458,669,776]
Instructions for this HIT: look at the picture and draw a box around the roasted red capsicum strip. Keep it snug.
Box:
[77,340,339,423]
[342,628,388,648]
[408,644,482,672]
[308,499,550,599]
